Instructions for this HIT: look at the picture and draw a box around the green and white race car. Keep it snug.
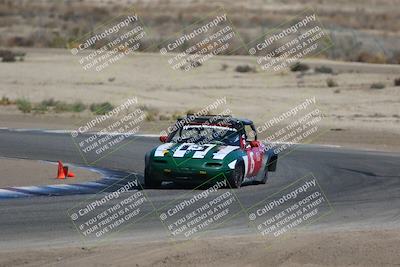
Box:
[144,115,278,188]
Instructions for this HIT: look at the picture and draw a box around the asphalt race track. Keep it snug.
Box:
[0,128,399,249]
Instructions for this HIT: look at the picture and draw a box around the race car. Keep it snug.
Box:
[144,115,278,188]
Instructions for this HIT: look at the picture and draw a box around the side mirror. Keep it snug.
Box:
[249,140,259,148]
[159,135,168,143]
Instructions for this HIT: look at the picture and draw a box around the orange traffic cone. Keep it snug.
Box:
[63,165,76,178]
[57,161,65,179]
[57,161,76,179]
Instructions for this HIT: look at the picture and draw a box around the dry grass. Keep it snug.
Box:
[0,0,399,63]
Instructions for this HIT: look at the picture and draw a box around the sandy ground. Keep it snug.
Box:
[0,229,399,267]
[0,158,101,187]
[1,49,399,122]
[0,49,399,152]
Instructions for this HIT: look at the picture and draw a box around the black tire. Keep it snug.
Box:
[228,161,244,188]
[252,167,269,185]
[267,155,278,172]
[144,165,161,189]
[258,168,269,184]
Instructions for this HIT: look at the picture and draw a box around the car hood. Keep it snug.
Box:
[153,143,240,160]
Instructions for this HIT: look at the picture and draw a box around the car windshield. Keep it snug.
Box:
[170,125,240,146]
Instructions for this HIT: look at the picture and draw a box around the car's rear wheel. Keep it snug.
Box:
[144,166,161,188]
[228,161,244,188]
[255,157,275,185]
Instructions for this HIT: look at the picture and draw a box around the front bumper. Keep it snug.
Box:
[149,159,232,184]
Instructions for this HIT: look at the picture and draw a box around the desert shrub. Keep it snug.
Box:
[370,82,385,89]
[0,50,16,62]
[145,113,157,121]
[326,78,338,87]
[50,35,67,48]
[41,98,58,107]
[6,36,33,47]
[190,60,202,68]
[185,109,196,115]
[356,52,387,64]
[315,66,333,74]
[37,98,86,113]
[71,101,86,112]
[159,114,170,121]
[90,102,114,115]
[16,99,32,113]
[139,105,159,113]
[390,51,400,64]
[33,103,48,114]
[54,101,70,113]
[290,62,309,72]
[0,96,13,105]
[14,51,26,57]
[0,50,25,62]
[138,105,159,121]
[235,65,256,73]
[171,112,182,120]
[394,78,400,86]
[333,89,341,94]
[220,64,228,71]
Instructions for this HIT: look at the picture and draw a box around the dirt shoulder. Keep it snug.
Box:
[0,157,101,187]
[0,229,399,267]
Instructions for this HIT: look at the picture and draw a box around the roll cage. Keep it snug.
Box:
[166,114,257,143]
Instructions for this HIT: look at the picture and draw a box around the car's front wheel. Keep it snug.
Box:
[144,165,161,188]
[228,161,244,188]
